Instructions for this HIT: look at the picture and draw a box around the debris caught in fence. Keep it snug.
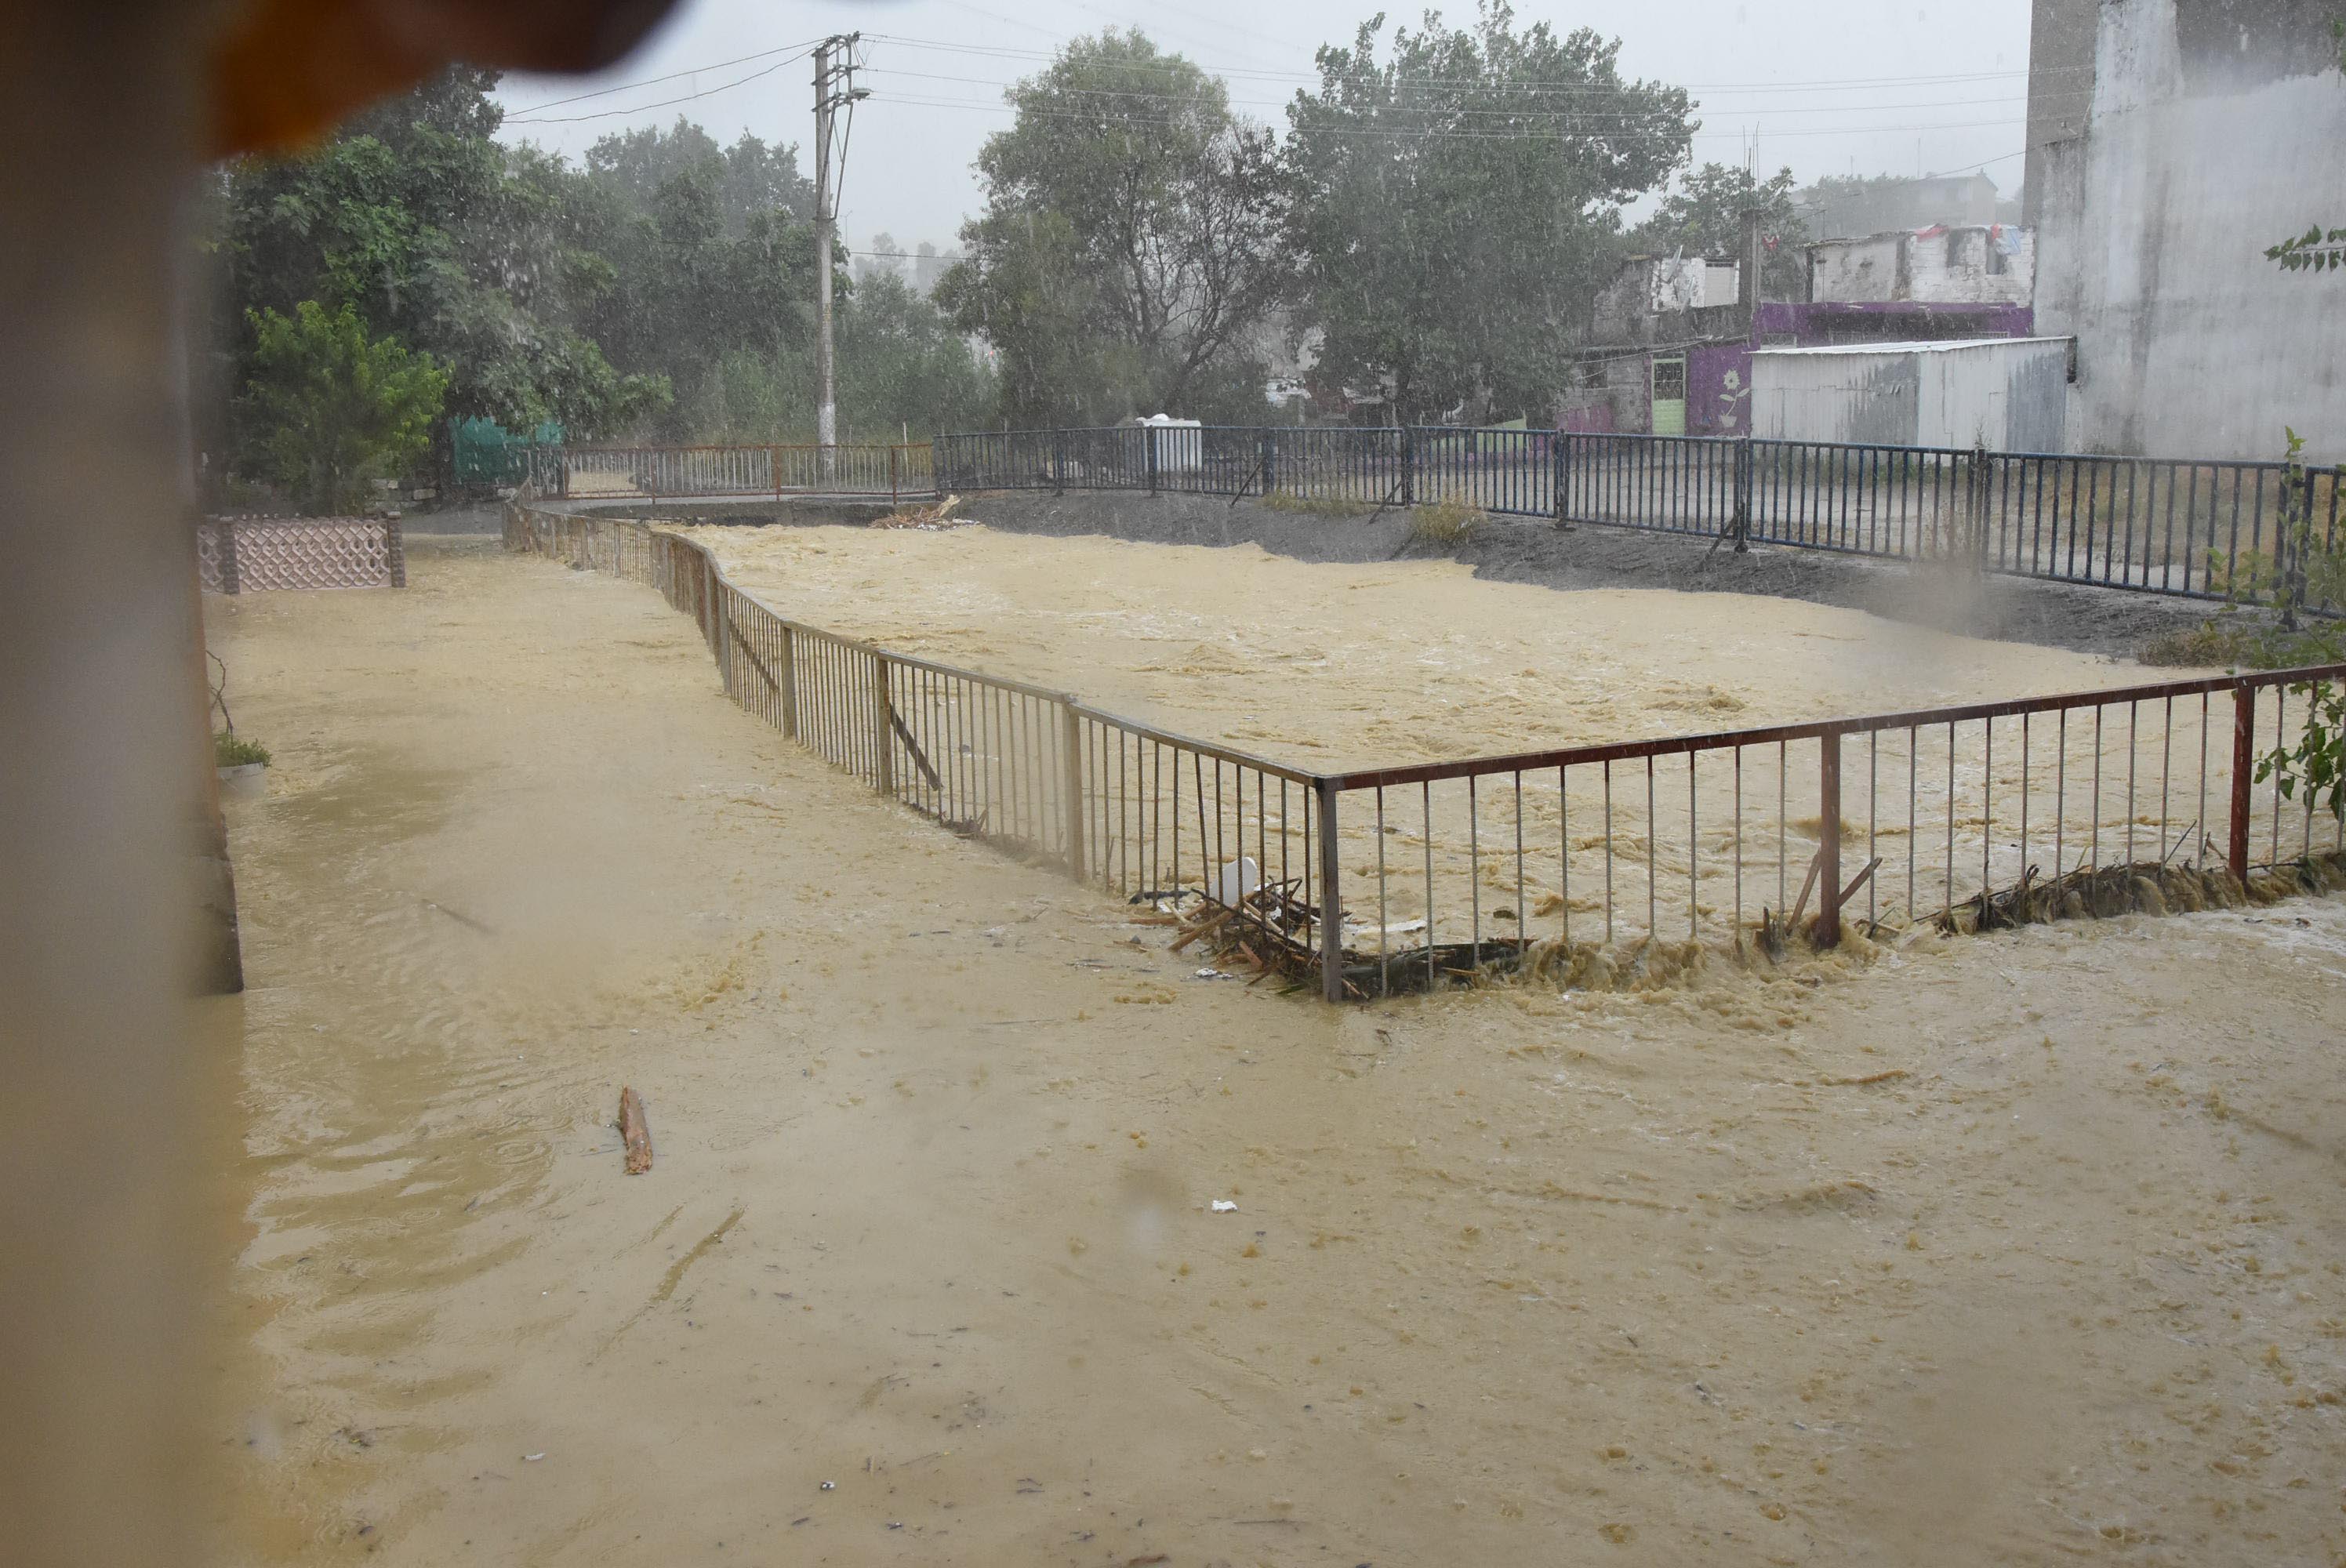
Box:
[872,494,963,531]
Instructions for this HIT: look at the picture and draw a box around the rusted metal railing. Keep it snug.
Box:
[506,498,2346,1003]
[528,442,935,506]
[1313,671,2345,999]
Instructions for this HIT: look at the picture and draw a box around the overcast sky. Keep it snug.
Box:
[496,0,2035,256]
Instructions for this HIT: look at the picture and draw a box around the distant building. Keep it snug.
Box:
[1565,255,1747,436]
[1793,172,2004,240]
[1805,225,2033,307]
[1567,238,2037,439]
[2026,0,2346,457]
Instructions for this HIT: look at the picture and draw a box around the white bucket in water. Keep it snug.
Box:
[1214,856,1262,905]
[217,763,267,801]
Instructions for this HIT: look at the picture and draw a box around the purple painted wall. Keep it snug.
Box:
[1687,346,1752,437]
[1754,300,2035,346]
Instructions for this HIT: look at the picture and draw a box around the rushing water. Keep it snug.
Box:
[212,539,2346,1565]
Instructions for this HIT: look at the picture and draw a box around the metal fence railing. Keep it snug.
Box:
[1560,435,2343,602]
[526,442,934,505]
[1314,673,2345,997]
[507,494,2346,1003]
[934,426,2341,611]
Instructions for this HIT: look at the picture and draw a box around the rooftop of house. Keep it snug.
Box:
[1752,335,2070,358]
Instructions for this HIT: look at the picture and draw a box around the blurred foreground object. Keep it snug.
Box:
[0,4,684,1565]
[209,0,677,153]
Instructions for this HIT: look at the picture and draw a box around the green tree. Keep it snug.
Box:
[940,29,1287,425]
[214,67,666,448]
[240,302,448,513]
[1637,162,1808,300]
[1284,3,1693,423]
[569,125,832,440]
[583,120,815,234]
[837,271,997,440]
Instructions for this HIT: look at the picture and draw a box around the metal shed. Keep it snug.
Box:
[1750,336,2071,451]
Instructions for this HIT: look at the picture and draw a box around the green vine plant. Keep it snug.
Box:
[2208,431,2346,622]
[2242,17,2346,837]
[2244,430,2346,830]
[2268,20,2346,275]
[2257,680,2346,828]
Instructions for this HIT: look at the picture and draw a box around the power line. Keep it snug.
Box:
[862,65,2028,118]
[501,38,825,116]
[869,89,2025,143]
[495,23,2071,129]
[505,50,819,125]
[861,31,2078,90]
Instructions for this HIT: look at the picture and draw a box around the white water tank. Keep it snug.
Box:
[1138,412,1204,473]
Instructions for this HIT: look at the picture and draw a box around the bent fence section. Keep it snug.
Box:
[931,426,2341,609]
[507,497,2345,1003]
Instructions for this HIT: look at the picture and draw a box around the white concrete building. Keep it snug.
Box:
[2026,0,2346,458]
[1806,227,2034,306]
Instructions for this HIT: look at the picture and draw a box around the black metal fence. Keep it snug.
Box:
[935,426,2341,608]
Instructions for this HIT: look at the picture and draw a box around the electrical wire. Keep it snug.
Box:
[860,30,2079,91]
[869,89,2025,143]
[501,38,825,115]
[505,48,819,125]
[862,64,2028,119]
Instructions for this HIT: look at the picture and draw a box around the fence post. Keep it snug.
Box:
[218,517,242,596]
[1260,428,1278,501]
[871,653,897,797]
[2281,463,2316,632]
[1733,436,1752,553]
[778,625,798,739]
[1055,430,1068,497]
[1552,432,1568,532]
[1816,733,1844,947]
[1146,426,1161,497]
[890,444,901,508]
[712,578,735,699]
[2228,681,2255,884]
[382,517,407,588]
[1970,442,1992,568]
[1060,699,1086,881]
[1400,426,1417,507]
[1316,778,1345,1001]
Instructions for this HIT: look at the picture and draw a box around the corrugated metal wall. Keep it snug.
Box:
[1752,339,2068,449]
[1750,350,1921,444]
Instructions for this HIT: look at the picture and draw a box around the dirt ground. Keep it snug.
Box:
[208,538,2346,1567]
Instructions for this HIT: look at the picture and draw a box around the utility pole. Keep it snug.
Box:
[812,34,866,483]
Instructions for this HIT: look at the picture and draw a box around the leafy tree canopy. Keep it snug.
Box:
[1636,163,1808,301]
[241,302,448,513]
[940,29,1287,425]
[1284,3,1693,423]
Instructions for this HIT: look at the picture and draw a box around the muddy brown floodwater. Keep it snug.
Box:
[680,522,2136,770]
[208,536,2346,1566]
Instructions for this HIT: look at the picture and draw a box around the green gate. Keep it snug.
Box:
[450,417,561,487]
